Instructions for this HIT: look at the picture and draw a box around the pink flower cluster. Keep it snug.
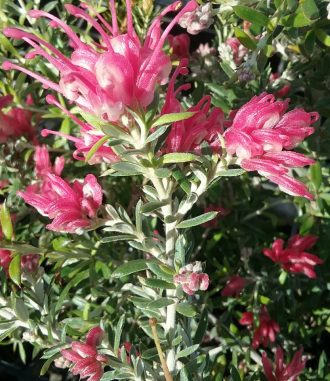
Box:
[61,327,108,381]
[163,60,224,153]
[240,306,280,349]
[263,234,323,279]
[178,3,214,35]
[18,146,102,234]
[174,261,209,295]
[0,95,36,143]
[262,347,306,381]
[224,93,318,199]
[3,0,197,122]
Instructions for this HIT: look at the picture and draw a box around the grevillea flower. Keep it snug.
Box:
[34,145,65,178]
[41,95,119,165]
[168,33,190,60]
[61,327,108,381]
[262,347,306,381]
[18,173,103,234]
[179,3,214,35]
[221,275,247,297]
[226,37,248,66]
[174,261,209,295]
[263,234,323,279]
[3,0,198,123]
[224,93,318,199]
[240,306,280,349]
[0,95,36,143]
[162,60,224,153]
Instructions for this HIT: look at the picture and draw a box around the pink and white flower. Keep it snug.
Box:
[174,261,209,295]
[61,327,108,381]
[179,3,214,35]
[18,173,103,234]
[224,93,318,199]
[3,0,198,122]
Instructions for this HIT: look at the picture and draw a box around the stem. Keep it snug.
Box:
[149,318,174,381]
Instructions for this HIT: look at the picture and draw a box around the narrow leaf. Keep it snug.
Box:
[151,112,195,128]
[114,315,125,354]
[161,152,199,164]
[8,254,21,286]
[176,344,199,359]
[85,135,109,162]
[177,212,218,229]
[112,259,151,278]
[233,6,269,27]
[146,125,169,143]
[0,202,13,241]
[176,303,197,317]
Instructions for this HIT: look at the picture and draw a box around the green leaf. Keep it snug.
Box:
[281,12,312,27]
[8,254,21,286]
[151,112,195,128]
[300,0,319,20]
[233,6,269,27]
[111,162,145,176]
[101,234,136,243]
[13,298,29,322]
[114,314,125,355]
[146,262,174,282]
[310,161,322,191]
[112,259,150,278]
[229,365,242,381]
[0,202,13,241]
[147,298,175,309]
[176,344,199,359]
[177,212,218,229]
[161,152,199,164]
[194,309,208,344]
[85,135,110,163]
[215,168,245,177]
[40,354,60,376]
[176,303,197,317]
[141,278,176,289]
[141,200,168,214]
[145,124,169,143]
[315,29,330,47]
[234,28,257,50]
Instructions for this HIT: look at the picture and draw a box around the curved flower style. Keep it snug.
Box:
[162,60,224,153]
[174,261,209,295]
[3,0,198,122]
[263,234,323,278]
[0,95,36,143]
[41,95,119,165]
[240,306,280,349]
[61,327,108,381]
[221,275,247,297]
[224,93,318,199]
[262,347,306,381]
[18,173,103,234]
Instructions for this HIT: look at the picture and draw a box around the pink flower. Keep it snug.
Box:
[0,249,11,274]
[162,60,224,153]
[179,3,214,35]
[3,1,198,122]
[240,306,280,349]
[262,347,306,381]
[18,173,103,234]
[168,34,190,60]
[224,93,318,199]
[0,180,9,189]
[221,275,247,297]
[174,261,209,295]
[34,145,65,178]
[263,234,323,279]
[0,95,36,143]
[41,95,119,165]
[226,37,248,66]
[61,327,108,381]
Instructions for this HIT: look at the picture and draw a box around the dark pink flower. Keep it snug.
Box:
[61,327,108,381]
[224,93,318,199]
[221,275,247,297]
[0,249,11,274]
[34,145,65,178]
[263,234,323,279]
[262,347,306,381]
[18,174,103,234]
[3,1,198,122]
[240,307,280,349]
[0,95,36,143]
[174,261,209,295]
[162,60,224,153]
[168,33,190,60]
